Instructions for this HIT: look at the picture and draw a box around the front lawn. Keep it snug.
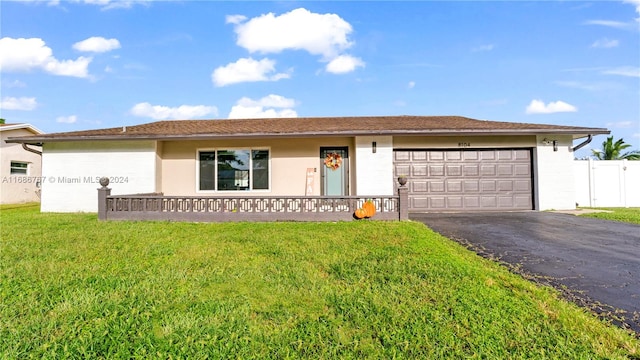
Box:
[1,205,638,358]
[578,207,640,225]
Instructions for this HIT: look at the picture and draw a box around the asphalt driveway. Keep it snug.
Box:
[411,212,640,333]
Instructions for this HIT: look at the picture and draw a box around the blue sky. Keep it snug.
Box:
[1,0,639,157]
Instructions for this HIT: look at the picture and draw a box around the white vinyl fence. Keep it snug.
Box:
[574,159,640,207]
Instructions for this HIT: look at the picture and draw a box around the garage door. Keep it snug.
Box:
[394,149,533,211]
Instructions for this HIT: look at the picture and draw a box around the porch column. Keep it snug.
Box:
[97,177,111,221]
[398,184,409,220]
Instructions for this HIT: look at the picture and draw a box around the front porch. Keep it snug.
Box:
[98,178,409,222]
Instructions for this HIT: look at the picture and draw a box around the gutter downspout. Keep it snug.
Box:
[572,134,592,152]
[22,143,42,156]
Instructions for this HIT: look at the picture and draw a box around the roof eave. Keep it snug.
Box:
[0,124,45,135]
[5,127,611,144]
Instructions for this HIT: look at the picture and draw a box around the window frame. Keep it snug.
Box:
[10,161,29,176]
[196,147,271,193]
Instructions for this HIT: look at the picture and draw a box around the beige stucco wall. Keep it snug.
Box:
[159,137,355,196]
[160,135,540,197]
[1,128,43,204]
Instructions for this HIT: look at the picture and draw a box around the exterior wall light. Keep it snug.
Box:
[372,141,377,153]
[541,138,558,151]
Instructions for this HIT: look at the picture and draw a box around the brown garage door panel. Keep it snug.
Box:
[394,149,533,211]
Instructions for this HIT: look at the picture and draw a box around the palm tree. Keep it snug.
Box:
[591,136,640,160]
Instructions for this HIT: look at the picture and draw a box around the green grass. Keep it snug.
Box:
[1,205,638,359]
[578,207,640,225]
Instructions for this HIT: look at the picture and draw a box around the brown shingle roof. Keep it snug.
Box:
[6,115,609,144]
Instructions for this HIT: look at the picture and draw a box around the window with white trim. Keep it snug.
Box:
[198,149,269,191]
[10,161,28,175]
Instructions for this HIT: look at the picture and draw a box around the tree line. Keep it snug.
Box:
[591,136,640,160]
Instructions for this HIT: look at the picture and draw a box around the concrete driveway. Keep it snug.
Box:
[411,212,640,333]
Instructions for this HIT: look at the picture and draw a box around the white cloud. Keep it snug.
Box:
[471,44,495,52]
[74,0,152,10]
[211,57,290,87]
[18,0,154,10]
[73,37,121,53]
[3,80,27,88]
[561,66,640,78]
[561,66,606,73]
[231,8,354,59]
[228,106,297,119]
[602,66,640,77]
[633,133,640,139]
[130,102,218,120]
[0,37,91,78]
[10,0,59,5]
[325,54,365,74]
[554,80,616,92]
[223,8,364,74]
[623,0,640,21]
[525,99,577,114]
[0,38,53,71]
[228,94,297,119]
[56,115,77,124]
[43,57,92,77]
[583,20,633,30]
[0,96,37,111]
[606,121,636,128]
[408,81,416,89]
[82,0,125,8]
[240,94,296,108]
[590,38,619,48]
[225,14,247,24]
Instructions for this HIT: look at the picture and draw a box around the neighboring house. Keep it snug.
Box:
[5,115,608,213]
[1,123,44,204]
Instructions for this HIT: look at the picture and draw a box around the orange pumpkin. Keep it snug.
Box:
[363,200,376,218]
[354,208,367,219]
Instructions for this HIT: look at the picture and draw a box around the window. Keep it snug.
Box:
[218,150,249,190]
[10,161,28,175]
[199,152,216,190]
[198,149,269,191]
[252,150,269,190]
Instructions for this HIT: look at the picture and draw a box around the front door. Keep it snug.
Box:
[321,147,349,196]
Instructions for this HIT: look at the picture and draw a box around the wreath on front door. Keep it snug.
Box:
[324,152,343,171]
